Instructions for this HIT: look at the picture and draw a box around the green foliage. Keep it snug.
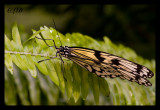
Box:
[5,23,155,105]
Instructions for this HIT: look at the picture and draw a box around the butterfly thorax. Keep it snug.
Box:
[56,46,70,57]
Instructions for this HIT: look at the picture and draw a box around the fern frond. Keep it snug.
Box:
[5,23,155,105]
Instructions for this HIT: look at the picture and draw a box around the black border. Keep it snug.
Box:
[2,0,159,109]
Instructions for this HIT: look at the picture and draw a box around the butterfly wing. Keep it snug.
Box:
[68,55,122,78]
[66,47,154,86]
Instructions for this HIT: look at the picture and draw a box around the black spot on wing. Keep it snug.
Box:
[99,68,104,73]
[112,66,118,70]
[147,70,154,78]
[146,81,152,86]
[136,64,143,73]
[94,60,101,65]
[84,65,88,69]
[94,50,105,62]
[109,75,115,78]
[135,75,141,81]
[111,59,120,65]
[92,68,96,73]
[84,65,92,72]
[90,66,96,73]
[129,78,134,82]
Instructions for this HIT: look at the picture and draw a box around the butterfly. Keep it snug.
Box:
[35,20,154,87]
[35,35,154,87]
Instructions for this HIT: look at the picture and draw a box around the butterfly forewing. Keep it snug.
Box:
[69,55,121,77]
[64,47,154,86]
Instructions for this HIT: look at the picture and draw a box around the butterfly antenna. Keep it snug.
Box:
[52,18,62,46]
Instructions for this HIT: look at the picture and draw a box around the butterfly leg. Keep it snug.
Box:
[38,51,59,63]
[59,54,67,81]
[37,56,57,63]
[35,36,57,49]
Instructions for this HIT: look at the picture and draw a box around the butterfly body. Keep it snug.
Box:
[55,46,154,86]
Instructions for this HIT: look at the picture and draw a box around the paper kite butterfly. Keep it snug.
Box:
[35,20,154,87]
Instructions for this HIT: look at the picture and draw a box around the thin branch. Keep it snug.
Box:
[5,50,56,58]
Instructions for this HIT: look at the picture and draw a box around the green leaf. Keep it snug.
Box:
[11,54,25,70]
[47,60,59,86]
[64,61,73,100]
[5,53,13,74]
[81,69,89,100]
[12,22,23,51]
[113,84,120,105]
[26,54,37,77]
[90,74,99,105]
[5,68,17,105]
[12,64,31,105]
[16,54,28,70]
[72,64,81,103]
[5,34,13,51]
[52,59,65,93]
[99,78,110,97]
[33,55,49,75]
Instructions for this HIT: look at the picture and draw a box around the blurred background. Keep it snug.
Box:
[5,4,155,60]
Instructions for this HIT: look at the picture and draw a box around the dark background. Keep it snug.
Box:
[5,5,155,60]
